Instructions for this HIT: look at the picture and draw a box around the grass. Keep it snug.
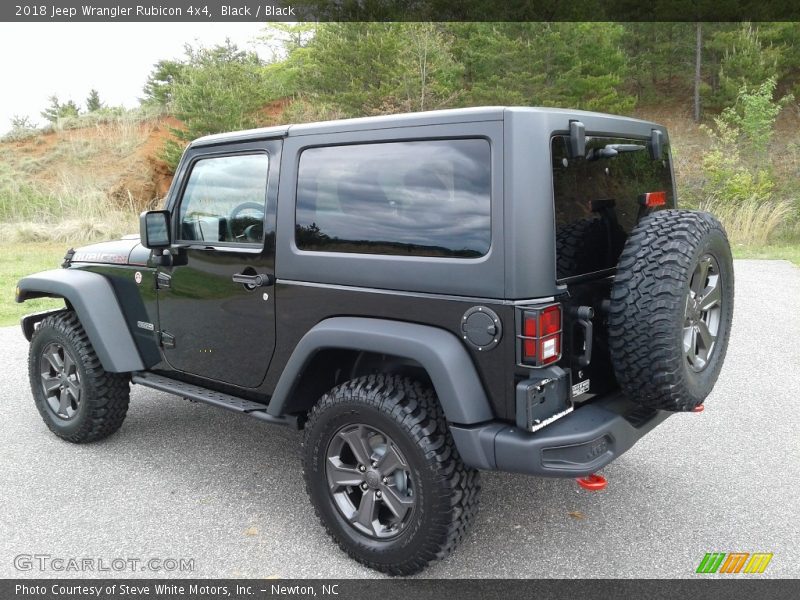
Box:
[0,155,138,242]
[733,243,800,266]
[0,243,66,327]
[705,197,795,247]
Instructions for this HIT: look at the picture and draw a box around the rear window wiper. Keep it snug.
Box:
[586,144,646,161]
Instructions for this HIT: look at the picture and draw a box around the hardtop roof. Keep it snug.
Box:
[189,106,663,148]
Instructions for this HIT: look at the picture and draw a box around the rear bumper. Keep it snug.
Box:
[450,393,670,477]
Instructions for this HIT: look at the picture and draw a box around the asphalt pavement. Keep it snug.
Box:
[1,260,798,578]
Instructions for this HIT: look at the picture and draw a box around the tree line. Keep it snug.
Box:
[140,22,800,168]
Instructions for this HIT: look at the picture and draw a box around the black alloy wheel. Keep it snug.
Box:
[39,341,83,420]
[683,254,723,372]
[325,423,416,539]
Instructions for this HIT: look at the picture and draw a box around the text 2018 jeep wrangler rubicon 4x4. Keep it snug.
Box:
[17,107,734,575]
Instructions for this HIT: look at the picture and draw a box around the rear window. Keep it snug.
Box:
[552,135,674,280]
[295,139,491,258]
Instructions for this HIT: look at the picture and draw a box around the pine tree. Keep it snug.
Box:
[41,95,80,123]
[40,95,62,123]
[86,89,103,112]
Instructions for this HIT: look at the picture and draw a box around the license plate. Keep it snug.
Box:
[572,379,590,397]
[526,376,574,432]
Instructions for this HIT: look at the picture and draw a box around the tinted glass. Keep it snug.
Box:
[296,139,491,258]
[178,154,269,244]
[552,135,674,280]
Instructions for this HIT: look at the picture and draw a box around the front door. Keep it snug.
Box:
[156,142,279,388]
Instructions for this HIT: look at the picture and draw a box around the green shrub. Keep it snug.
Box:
[2,115,40,142]
[41,96,80,124]
[698,76,797,244]
[700,146,774,206]
[700,78,792,205]
[718,78,791,158]
[86,89,103,112]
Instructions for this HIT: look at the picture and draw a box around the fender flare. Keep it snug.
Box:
[17,269,145,373]
[267,317,494,425]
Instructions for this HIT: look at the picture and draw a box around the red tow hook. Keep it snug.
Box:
[576,474,607,491]
[692,404,705,413]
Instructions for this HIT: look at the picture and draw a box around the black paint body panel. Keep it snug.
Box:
[266,282,516,420]
[36,107,676,430]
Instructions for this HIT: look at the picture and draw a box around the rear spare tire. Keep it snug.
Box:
[608,210,733,411]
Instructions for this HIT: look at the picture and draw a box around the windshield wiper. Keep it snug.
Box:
[586,143,646,161]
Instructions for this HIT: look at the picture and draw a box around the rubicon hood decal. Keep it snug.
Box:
[71,236,147,266]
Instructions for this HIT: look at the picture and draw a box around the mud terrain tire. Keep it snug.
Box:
[29,311,130,442]
[608,210,734,411]
[302,374,480,575]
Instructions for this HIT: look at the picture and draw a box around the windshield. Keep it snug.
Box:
[551,135,674,281]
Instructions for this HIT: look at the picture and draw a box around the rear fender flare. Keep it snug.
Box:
[267,317,494,425]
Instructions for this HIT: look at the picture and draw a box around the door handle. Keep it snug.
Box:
[232,273,273,287]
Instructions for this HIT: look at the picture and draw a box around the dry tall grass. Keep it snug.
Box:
[702,197,794,247]
[0,215,137,244]
[0,111,151,243]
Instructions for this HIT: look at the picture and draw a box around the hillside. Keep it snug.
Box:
[1,101,798,246]
[7,118,176,202]
[0,99,299,245]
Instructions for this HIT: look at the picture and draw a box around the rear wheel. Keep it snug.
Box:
[608,210,734,411]
[29,311,130,442]
[302,374,480,575]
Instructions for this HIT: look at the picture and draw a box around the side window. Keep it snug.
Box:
[178,153,269,244]
[295,139,491,258]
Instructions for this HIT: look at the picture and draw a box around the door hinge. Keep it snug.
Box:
[156,272,172,289]
[159,331,176,349]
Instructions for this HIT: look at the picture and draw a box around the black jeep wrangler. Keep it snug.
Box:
[16,107,734,575]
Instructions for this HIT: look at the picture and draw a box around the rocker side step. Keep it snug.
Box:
[131,372,298,428]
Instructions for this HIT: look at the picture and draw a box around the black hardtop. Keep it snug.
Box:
[189,106,665,148]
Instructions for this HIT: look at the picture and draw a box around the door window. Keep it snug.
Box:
[178,154,269,245]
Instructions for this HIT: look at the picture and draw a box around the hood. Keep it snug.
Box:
[70,234,150,266]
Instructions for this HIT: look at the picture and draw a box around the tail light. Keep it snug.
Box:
[518,304,562,367]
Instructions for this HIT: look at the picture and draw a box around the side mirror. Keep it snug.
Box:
[139,210,171,250]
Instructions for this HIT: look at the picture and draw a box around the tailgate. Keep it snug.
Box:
[551,133,676,401]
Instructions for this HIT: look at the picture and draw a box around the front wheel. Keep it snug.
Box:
[302,375,480,575]
[28,311,130,443]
